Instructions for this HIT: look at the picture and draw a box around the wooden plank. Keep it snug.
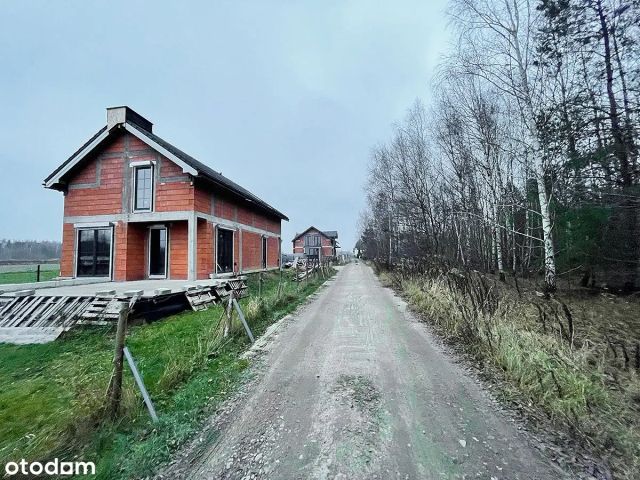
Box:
[1,297,29,325]
[22,297,55,327]
[9,297,44,328]
[54,296,83,326]
[33,296,69,327]
[0,297,19,318]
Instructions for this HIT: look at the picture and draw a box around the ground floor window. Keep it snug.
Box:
[305,246,319,258]
[217,227,234,273]
[76,228,112,277]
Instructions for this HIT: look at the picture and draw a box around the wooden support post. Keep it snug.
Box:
[108,302,129,418]
[36,264,41,283]
[232,298,254,343]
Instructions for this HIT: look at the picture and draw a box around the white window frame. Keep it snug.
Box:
[74,226,114,279]
[131,162,155,213]
[147,225,169,279]
[215,225,235,275]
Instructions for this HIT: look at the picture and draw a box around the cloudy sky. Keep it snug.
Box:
[0,1,450,252]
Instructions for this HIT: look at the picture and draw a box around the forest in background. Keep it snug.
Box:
[358,0,639,292]
[0,239,61,262]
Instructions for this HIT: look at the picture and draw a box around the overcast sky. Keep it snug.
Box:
[0,1,449,252]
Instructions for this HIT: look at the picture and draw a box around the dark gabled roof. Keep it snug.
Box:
[44,117,288,221]
[125,122,288,220]
[292,226,338,242]
[43,125,108,186]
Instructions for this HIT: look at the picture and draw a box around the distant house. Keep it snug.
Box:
[292,227,339,259]
[44,106,288,281]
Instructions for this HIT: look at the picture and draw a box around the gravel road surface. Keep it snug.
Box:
[167,263,568,479]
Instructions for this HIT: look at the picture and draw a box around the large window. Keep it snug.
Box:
[304,234,321,247]
[134,165,153,211]
[77,228,112,277]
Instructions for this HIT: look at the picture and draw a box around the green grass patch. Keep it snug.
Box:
[0,267,333,479]
[0,269,60,284]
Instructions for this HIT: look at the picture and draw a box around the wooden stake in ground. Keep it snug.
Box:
[107,301,129,418]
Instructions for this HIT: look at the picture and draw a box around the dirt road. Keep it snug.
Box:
[170,263,567,479]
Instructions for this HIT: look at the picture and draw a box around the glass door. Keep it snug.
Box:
[149,227,168,278]
[217,228,234,273]
[76,228,112,277]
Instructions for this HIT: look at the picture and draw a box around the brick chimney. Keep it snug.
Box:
[106,106,153,132]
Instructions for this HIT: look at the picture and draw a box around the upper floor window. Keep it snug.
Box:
[134,165,153,211]
[304,234,320,247]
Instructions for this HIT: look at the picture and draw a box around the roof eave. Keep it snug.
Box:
[123,123,197,176]
[195,176,288,221]
[43,127,112,189]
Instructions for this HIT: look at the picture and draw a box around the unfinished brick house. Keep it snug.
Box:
[292,227,339,259]
[44,106,288,281]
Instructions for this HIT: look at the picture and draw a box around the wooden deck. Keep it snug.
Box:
[0,277,248,344]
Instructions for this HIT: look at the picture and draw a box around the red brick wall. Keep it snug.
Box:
[215,197,235,221]
[169,222,188,279]
[155,181,194,212]
[113,223,127,281]
[237,205,252,225]
[60,223,75,277]
[64,155,124,216]
[124,223,146,281]
[194,187,211,214]
[267,236,279,267]
[242,231,262,271]
[197,219,214,279]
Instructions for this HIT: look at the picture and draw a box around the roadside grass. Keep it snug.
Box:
[379,269,640,479]
[0,269,60,285]
[0,267,333,479]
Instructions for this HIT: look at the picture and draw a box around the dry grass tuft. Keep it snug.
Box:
[389,268,640,479]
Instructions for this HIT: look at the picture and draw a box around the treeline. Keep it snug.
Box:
[359,0,639,292]
[0,239,61,261]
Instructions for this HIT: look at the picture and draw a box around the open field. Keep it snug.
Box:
[378,266,640,479]
[0,268,332,479]
[0,263,60,285]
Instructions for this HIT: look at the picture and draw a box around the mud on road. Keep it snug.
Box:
[159,263,569,480]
